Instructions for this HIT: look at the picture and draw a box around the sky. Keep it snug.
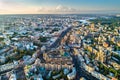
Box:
[0,0,120,14]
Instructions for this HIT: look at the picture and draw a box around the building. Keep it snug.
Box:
[67,67,76,80]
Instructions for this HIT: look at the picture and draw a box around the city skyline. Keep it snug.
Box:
[0,0,120,14]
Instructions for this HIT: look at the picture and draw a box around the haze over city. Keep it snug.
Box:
[0,0,120,14]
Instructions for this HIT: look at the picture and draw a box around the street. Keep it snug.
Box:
[71,54,99,80]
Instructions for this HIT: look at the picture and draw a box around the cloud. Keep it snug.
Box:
[0,0,22,7]
[0,0,37,14]
[37,7,47,12]
[37,5,79,13]
[55,5,77,12]
[0,0,26,12]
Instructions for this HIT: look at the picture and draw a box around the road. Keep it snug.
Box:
[49,27,72,48]
[48,26,99,80]
[71,54,99,80]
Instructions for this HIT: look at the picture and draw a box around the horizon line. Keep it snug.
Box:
[0,13,119,16]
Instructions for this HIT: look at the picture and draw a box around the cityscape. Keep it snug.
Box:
[0,0,120,80]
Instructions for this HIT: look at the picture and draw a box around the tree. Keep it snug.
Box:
[39,37,47,42]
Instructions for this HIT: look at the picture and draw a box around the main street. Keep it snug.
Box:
[71,53,98,80]
[49,27,72,48]
[47,26,99,80]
